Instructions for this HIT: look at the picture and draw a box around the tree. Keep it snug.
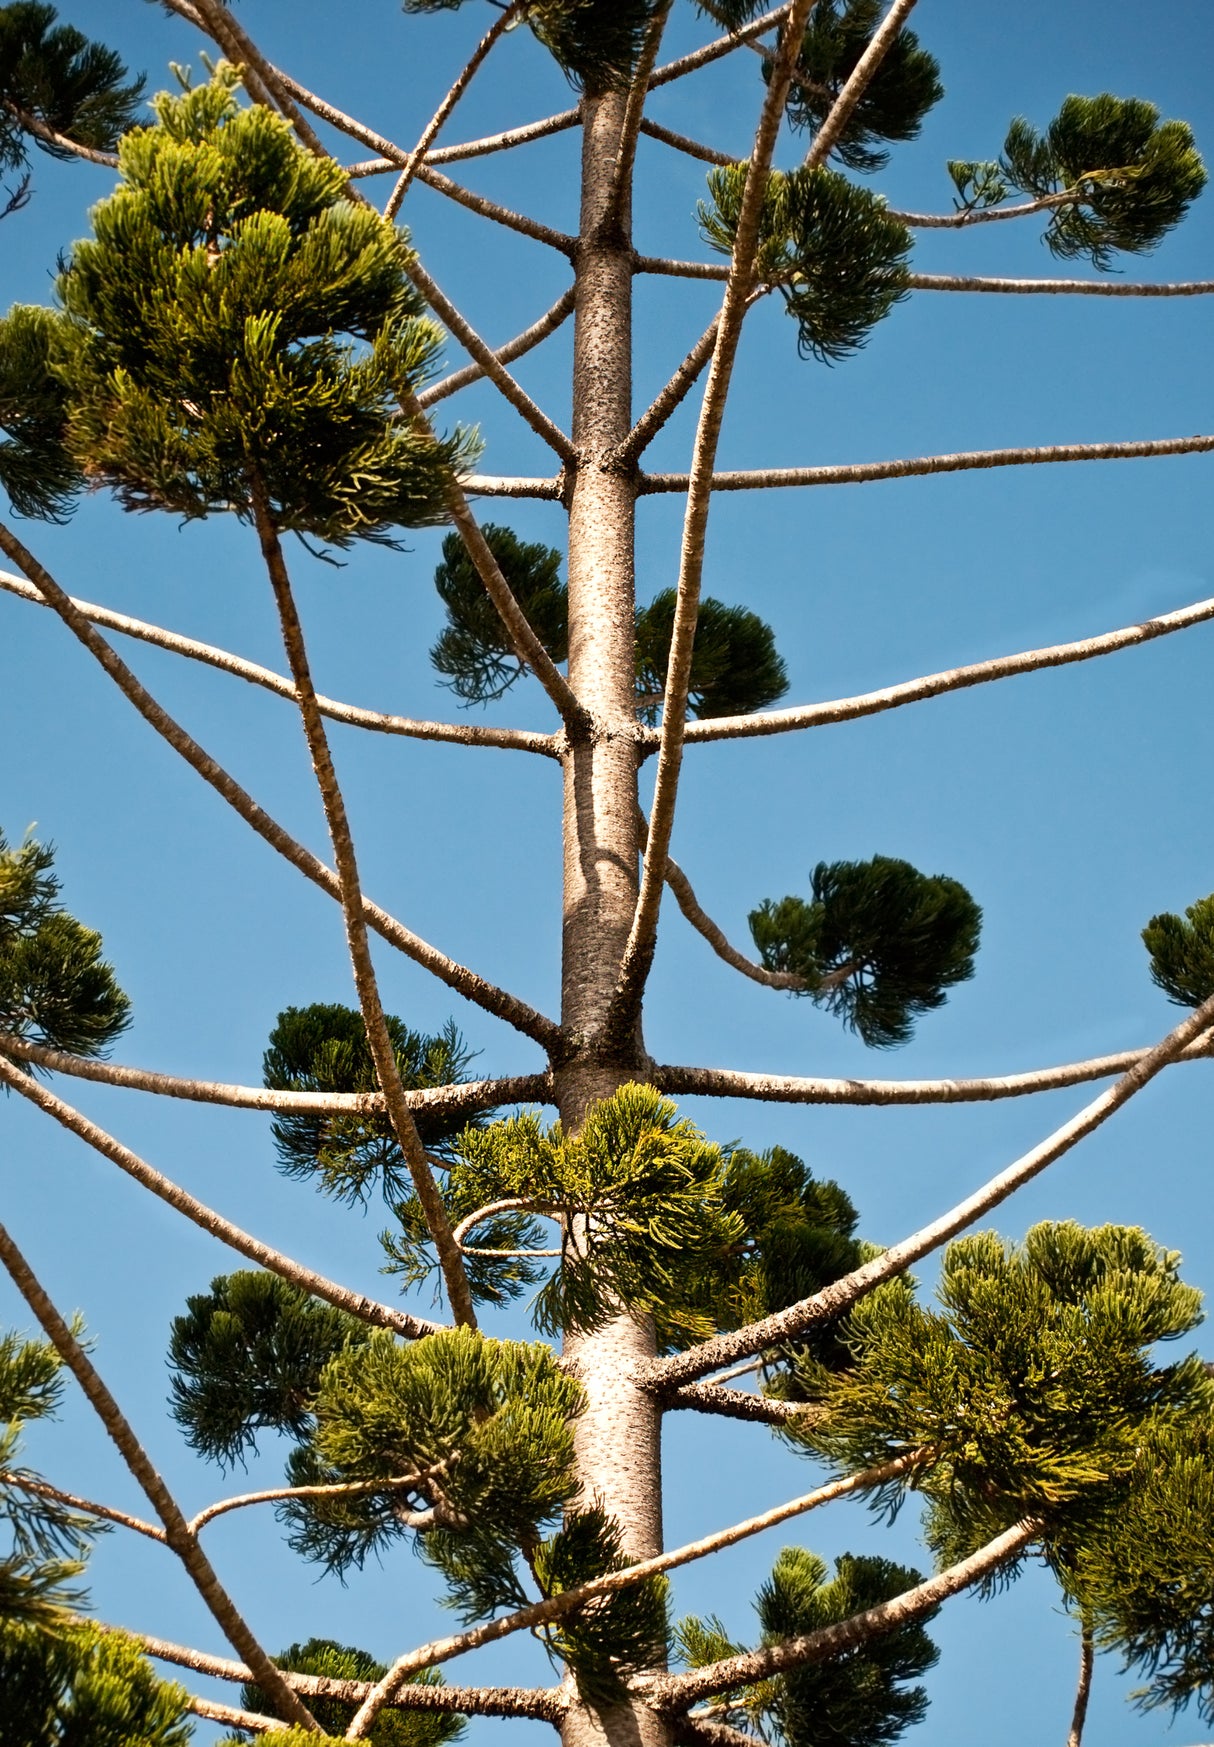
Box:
[1,2,1214,1745]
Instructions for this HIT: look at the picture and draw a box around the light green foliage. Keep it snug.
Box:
[0,828,130,1058]
[430,524,570,704]
[233,1637,462,1746]
[803,1223,1209,1565]
[295,1327,583,1607]
[0,3,143,174]
[750,856,981,1048]
[700,164,911,361]
[634,589,788,722]
[945,158,1010,213]
[167,1271,371,1467]
[781,0,943,173]
[1000,93,1207,266]
[263,1005,483,1203]
[1142,892,1214,1008]
[679,1548,938,1747]
[403,0,664,95]
[52,67,473,542]
[0,1623,193,1747]
[0,306,80,518]
[532,1508,669,1700]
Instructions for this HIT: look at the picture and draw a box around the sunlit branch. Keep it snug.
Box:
[0,527,562,1049]
[649,6,793,91]
[654,1035,1214,1107]
[638,117,735,167]
[657,828,802,989]
[0,1470,163,1544]
[908,272,1214,296]
[674,591,1214,744]
[417,285,576,409]
[1,99,119,166]
[639,431,1214,494]
[0,1054,442,1339]
[406,256,576,461]
[0,1032,550,1118]
[889,190,1081,229]
[661,1382,814,1425]
[606,0,675,224]
[188,1463,449,1535]
[384,0,525,219]
[464,473,564,499]
[252,480,477,1331]
[648,1519,1039,1710]
[0,569,559,757]
[344,1451,923,1735]
[616,316,723,465]
[0,1217,321,1732]
[609,0,821,1042]
[186,1695,288,1734]
[189,0,331,162]
[646,987,1214,1389]
[1067,1622,1095,1747]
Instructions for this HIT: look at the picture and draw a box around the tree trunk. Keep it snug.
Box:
[558,86,669,1747]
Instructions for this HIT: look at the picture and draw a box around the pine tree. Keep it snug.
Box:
[1,5,1214,1747]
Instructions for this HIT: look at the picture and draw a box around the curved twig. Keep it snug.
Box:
[188,1463,449,1535]
[0,1054,442,1339]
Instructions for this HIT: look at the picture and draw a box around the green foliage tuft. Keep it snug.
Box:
[781,0,944,173]
[1000,93,1206,267]
[167,1271,371,1468]
[700,163,911,361]
[0,305,81,518]
[532,1508,669,1701]
[0,1622,192,1747]
[750,855,980,1048]
[236,1638,462,1746]
[1142,892,1214,1008]
[404,0,664,95]
[52,67,474,543]
[634,589,789,722]
[0,2,143,175]
[0,828,130,1058]
[0,1322,104,1573]
[263,1004,483,1204]
[430,524,569,704]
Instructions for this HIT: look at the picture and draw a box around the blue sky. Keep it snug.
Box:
[3,1,1214,1741]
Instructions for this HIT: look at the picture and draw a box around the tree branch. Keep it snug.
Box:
[638,117,736,167]
[417,285,576,410]
[605,0,675,225]
[608,0,822,1039]
[648,1519,1039,1710]
[0,525,562,1050]
[0,569,559,757]
[0,1054,441,1339]
[188,1465,448,1535]
[646,988,1214,1390]
[649,7,793,91]
[660,1382,818,1426]
[0,1471,164,1544]
[252,482,477,1331]
[616,316,723,466]
[888,191,1083,229]
[1067,1622,1095,1747]
[185,1695,289,1734]
[673,590,1214,744]
[907,273,1214,297]
[1,99,119,167]
[0,1218,321,1731]
[344,1452,923,1736]
[464,473,564,499]
[640,432,1214,494]
[656,829,803,989]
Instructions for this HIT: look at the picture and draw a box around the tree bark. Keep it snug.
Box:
[557,84,668,1747]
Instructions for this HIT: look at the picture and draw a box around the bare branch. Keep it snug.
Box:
[606,0,675,224]
[908,272,1214,296]
[0,569,559,757]
[616,317,723,466]
[383,1,525,219]
[640,432,1214,495]
[0,1218,321,1731]
[648,1519,1039,1710]
[417,285,576,410]
[889,191,1084,229]
[802,0,920,171]
[657,830,802,989]
[189,0,331,162]
[1067,1623,1095,1747]
[344,1452,923,1735]
[646,988,1214,1390]
[661,1383,817,1426]
[252,481,477,1330]
[0,524,562,1050]
[675,591,1214,744]
[649,7,793,91]
[638,118,736,167]
[449,1198,561,1248]
[0,1471,163,1544]
[464,473,564,499]
[0,1032,550,1119]
[1,99,118,167]
[0,1055,442,1339]
[188,1464,448,1535]
[609,0,822,1039]
[653,1035,1214,1107]
[185,1695,289,1734]
[406,257,576,461]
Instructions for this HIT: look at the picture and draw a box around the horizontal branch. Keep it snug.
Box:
[888,191,1080,229]
[675,591,1214,744]
[654,1034,1214,1107]
[648,1518,1038,1710]
[0,1470,163,1544]
[907,272,1214,297]
[660,1382,815,1425]
[126,1629,568,1721]
[640,432,1214,495]
[417,285,576,409]
[185,1694,288,1734]
[647,991,1214,1389]
[0,1033,551,1118]
[0,1054,442,1339]
[0,570,558,757]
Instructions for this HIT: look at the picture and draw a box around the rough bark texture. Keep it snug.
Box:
[557,85,669,1747]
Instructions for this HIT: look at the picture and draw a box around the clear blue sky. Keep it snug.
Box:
[3,1,1214,1742]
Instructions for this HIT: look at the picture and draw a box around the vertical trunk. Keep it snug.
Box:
[558,87,668,1747]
